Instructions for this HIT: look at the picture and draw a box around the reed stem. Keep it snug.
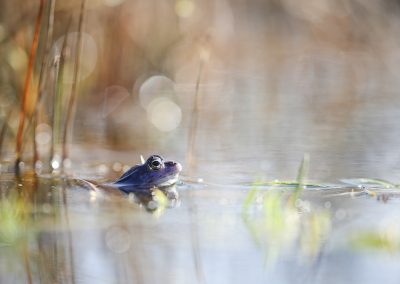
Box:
[15,0,45,176]
[185,58,205,174]
[61,0,86,171]
[33,0,56,169]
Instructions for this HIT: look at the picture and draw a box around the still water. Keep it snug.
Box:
[1,170,400,284]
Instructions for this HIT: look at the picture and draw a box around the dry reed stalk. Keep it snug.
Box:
[15,0,45,175]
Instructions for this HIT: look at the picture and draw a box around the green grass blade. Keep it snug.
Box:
[296,153,310,191]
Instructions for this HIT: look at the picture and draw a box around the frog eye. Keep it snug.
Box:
[149,159,162,170]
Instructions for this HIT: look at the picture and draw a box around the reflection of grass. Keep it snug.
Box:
[0,194,33,247]
[300,211,331,257]
[151,188,169,218]
[351,232,400,252]
[0,192,36,284]
[242,154,331,264]
[351,221,400,252]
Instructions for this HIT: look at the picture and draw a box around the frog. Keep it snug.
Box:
[75,155,181,210]
[112,154,182,194]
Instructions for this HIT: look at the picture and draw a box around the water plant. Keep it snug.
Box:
[0,0,89,177]
[242,154,331,264]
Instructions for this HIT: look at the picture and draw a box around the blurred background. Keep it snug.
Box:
[2,0,400,181]
[3,2,400,284]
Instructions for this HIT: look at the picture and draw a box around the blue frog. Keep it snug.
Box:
[112,155,182,194]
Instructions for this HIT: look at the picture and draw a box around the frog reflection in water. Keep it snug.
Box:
[105,155,182,208]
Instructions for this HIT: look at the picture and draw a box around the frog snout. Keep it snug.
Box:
[165,161,182,172]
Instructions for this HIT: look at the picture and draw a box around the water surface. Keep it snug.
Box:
[1,172,400,284]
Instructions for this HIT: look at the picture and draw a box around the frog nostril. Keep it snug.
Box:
[165,161,176,167]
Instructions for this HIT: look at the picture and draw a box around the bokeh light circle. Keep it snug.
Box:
[53,32,98,83]
[103,0,126,7]
[138,75,175,109]
[35,123,52,146]
[175,0,195,18]
[147,97,182,132]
